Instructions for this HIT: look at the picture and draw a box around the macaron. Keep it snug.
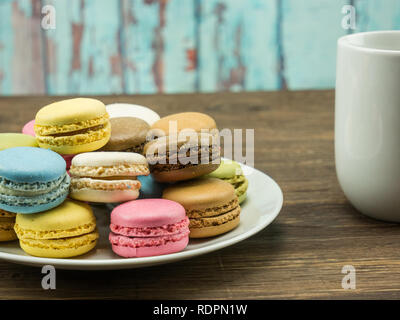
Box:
[0,147,70,214]
[0,209,17,242]
[109,199,190,258]
[163,178,240,238]
[100,117,150,154]
[22,120,36,137]
[205,160,248,204]
[138,175,165,199]
[34,98,111,154]
[69,152,150,203]
[148,112,217,138]
[145,134,220,183]
[14,199,99,258]
[144,112,220,183]
[106,103,160,126]
[22,120,75,170]
[0,133,38,150]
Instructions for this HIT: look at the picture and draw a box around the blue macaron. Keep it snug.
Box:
[138,175,165,199]
[0,147,70,214]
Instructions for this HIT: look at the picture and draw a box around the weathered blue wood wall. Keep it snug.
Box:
[0,0,399,95]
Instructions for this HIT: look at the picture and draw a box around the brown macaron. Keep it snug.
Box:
[144,133,220,183]
[148,112,217,138]
[145,112,220,183]
[0,209,17,242]
[162,177,240,238]
[101,117,149,154]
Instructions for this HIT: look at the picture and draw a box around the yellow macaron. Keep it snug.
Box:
[0,209,17,242]
[14,199,99,258]
[0,133,38,151]
[34,98,111,154]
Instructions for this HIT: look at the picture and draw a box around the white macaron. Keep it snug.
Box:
[106,103,161,126]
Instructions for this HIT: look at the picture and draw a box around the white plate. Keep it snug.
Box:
[0,164,283,270]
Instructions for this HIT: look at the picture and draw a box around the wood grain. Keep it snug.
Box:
[2,90,400,299]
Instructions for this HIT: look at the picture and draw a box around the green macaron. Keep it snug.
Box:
[205,159,248,204]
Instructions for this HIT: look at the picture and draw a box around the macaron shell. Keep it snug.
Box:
[0,133,38,150]
[106,103,161,126]
[238,192,247,204]
[22,120,36,137]
[235,177,248,198]
[150,112,217,135]
[72,151,148,167]
[205,159,242,179]
[189,215,240,238]
[152,163,220,183]
[0,217,17,242]
[101,117,149,151]
[35,98,107,126]
[0,147,66,183]
[111,199,186,228]
[110,234,188,258]
[0,229,17,242]
[69,188,140,203]
[19,230,99,258]
[14,199,96,239]
[162,177,237,213]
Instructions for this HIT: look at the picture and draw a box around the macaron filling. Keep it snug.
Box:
[0,173,70,209]
[0,173,68,194]
[34,115,109,136]
[189,206,241,228]
[109,230,189,248]
[110,217,189,237]
[36,121,111,146]
[186,198,239,218]
[19,231,99,250]
[148,145,220,173]
[70,177,141,191]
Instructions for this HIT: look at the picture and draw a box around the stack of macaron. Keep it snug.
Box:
[0,97,249,259]
[142,112,245,239]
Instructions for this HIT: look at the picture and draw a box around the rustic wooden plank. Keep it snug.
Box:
[3,91,400,298]
[42,0,123,95]
[355,0,400,31]
[0,1,13,94]
[281,0,349,90]
[0,0,45,95]
[197,0,280,92]
[163,0,196,93]
[121,0,160,94]
[241,0,280,91]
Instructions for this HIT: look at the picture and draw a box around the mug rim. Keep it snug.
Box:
[338,30,400,55]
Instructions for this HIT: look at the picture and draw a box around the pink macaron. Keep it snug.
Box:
[109,199,190,258]
[22,119,75,169]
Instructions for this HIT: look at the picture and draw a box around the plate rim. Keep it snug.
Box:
[0,164,283,269]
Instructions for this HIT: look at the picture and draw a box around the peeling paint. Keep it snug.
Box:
[71,23,84,73]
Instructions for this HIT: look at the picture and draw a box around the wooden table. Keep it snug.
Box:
[1,90,400,299]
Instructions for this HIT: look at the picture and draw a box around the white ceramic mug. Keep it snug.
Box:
[335,31,400,222]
